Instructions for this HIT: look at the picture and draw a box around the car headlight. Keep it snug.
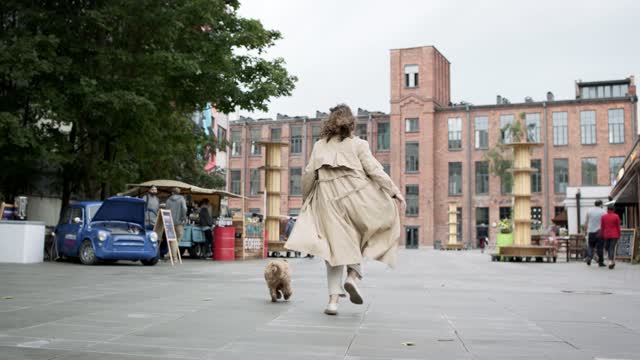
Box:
[98,230,109,241]
[149,231,158,243]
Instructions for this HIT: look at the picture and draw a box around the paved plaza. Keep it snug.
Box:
[1,250,640,359]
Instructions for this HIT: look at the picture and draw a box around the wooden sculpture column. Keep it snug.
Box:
[259,141,288,257]
[443,201,464,250]
[498,139,547,261]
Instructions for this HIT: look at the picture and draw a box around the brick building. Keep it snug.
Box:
[227,45,638,248]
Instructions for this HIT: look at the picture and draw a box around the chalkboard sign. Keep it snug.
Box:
[153,209,182,266]
[161,210,177,241]
[616,228,636,260]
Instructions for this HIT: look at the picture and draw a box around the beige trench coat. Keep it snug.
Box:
[285,136,402,267]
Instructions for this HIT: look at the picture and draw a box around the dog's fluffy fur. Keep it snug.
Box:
[264,260,292,302]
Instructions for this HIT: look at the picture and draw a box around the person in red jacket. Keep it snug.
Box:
[600,204,621,269]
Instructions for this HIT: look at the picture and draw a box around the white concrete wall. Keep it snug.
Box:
[0,221,45,263]
[564,186,612,234]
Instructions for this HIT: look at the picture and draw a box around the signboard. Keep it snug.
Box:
[616,228,636,260]
[153,209,182,266]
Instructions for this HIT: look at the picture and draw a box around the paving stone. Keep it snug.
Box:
[1,250,640,359]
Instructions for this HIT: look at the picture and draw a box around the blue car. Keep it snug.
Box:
[54,196,159,265]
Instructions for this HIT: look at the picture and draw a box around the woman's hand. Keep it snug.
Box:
[394,194,407,212]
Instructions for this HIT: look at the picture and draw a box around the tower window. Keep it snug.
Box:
[404,64,419,88]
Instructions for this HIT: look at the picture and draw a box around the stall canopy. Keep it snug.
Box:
[610,138,640,205]
[119,180,243,199]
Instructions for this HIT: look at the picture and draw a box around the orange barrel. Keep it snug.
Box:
[213,226,235,261]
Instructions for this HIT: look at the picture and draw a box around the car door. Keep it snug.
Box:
[55,207,72,256]
[58,206,84,255]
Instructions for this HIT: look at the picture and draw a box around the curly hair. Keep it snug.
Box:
[320,104,355,141]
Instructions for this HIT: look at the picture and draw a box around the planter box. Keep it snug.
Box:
[496,233,514,254]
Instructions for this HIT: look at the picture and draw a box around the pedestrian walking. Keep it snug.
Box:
[165,187,187,261]
[479,236,489,253]
[600,204,621,269]
[285,104,406,316]
[584,200,606,266]
[198,199,214,257]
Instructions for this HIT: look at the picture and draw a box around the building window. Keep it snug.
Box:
[500,114,514,144]
[405,226,419,249]
[456,207,463,241]
[290,126,302,154]
[552,112,568,146]
[501,172,513,195]
[608,109,624,144]
[231,129,242,156]
[554,159,569,194]
[217,127,227,144]
[580,111,596,145]
[356,123,368,141]
[531,207,542,231]
[448,117,462,150]
[250,128,261,155]
[405,143,419,173]
[249,169,260,196]
[377,122,390,151]
[531,159,542,193]
[404,64,419,88]
[610,156,625,185]
[476,207,489,225]
[525,113,541,142]
[448,162,462,196]
[499,207,512,220]
[581,158,597,186]
[554,206,565,217]
[288,208,300,216]
[383,164,391,175]
[270,127,281,142]
[289,168,302,196]
[581,84,629,99]
[230,170,241,195]
[405,118,419,133]
[312,125,321,144]
[405,185,419,216]
[475,161,489,195]
[474,116,489,149]
[248,208,261,215]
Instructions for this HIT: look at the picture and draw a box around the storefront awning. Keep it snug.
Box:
[610,139,640,204]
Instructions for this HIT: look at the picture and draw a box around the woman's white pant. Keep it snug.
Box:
[325,261,362,296]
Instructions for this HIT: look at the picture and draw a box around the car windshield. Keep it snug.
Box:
[87,205,101,221]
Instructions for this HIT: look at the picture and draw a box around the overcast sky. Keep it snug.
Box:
[235,0,638,120]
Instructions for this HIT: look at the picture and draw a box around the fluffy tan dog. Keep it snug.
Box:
[264,260,292,302]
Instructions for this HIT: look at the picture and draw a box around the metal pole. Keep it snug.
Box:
[576,189,581,233]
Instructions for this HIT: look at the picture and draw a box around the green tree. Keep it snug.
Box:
[484,112,538,196]
[0,0,296,206]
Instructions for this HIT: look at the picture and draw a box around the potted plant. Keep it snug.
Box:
[496,218,514,253]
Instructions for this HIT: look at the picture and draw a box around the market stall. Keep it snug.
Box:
[119,180,243,260]
[609,139,640,262]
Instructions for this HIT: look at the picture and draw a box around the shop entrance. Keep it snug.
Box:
[405,226,419,249]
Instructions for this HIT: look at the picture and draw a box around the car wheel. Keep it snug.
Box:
[141,257,159,266]
[79,240,98,265]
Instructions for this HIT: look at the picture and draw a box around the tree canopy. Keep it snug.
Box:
[0,0,296,205]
